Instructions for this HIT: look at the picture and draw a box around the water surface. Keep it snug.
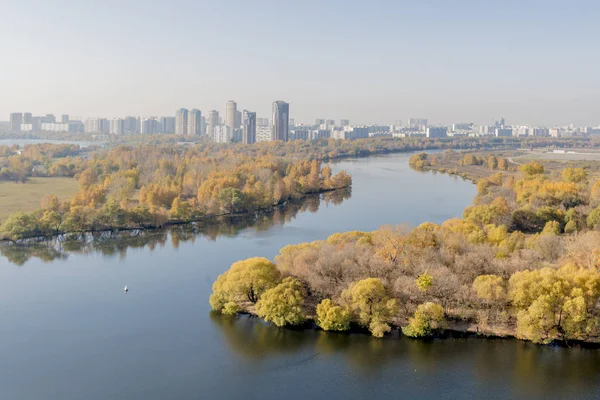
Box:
[1,153,598,400]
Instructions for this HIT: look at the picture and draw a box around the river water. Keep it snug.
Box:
[1,152,599,399]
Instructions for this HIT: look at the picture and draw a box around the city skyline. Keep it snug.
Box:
[2,1,600,126]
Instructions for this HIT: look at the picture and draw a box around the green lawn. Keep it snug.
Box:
[0,177,79,223]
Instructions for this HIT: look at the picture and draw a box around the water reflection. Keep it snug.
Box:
[0,188,351,266]
[211,313,600,397]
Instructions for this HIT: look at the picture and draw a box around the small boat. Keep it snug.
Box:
[124,286,128,293]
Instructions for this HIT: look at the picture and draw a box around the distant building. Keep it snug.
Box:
[315,119,325,126]
[290,126,310,141]
[110,118,124,135]
[41,121,83,133]
[61,114,69,123]
[175,108,188,135]
[257,117,270,127]
[206,110,219,137]
[426,126,448,138]
[272,101,289,141]
[213,125,231,143]
[141,117,159,134]
[242,110,256,144]
[311,129,331,140]
[495,128,513,137]
[452,123,472,131]
[43,114,56,123]
[23,113,33,124]
[289,118,295,127]
[160,116,175,134]
[188,109,202,135]
[531,127,549,137]
[85,118,109,134]
[342,126,369,140]
[256,125,273,142]
[340,119,350,127]
[124,116,139,134]
[326,119,335,127]
[408,118,428,130]
[226,101,237,137]
[10,113,22,131]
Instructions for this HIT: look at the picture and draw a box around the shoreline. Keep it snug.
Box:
[0,186,350,244]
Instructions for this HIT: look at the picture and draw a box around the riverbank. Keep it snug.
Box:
[0,186,351,243]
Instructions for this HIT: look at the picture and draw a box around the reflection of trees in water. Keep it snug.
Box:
[0,188,351,266]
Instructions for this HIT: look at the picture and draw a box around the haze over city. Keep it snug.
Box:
[2,0,600,126]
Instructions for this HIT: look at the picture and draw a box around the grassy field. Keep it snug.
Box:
[0,177,79,223]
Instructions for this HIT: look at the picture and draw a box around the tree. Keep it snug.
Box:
[209,257,281,313]
[402,302,446,338]
[416,271,433,293]
[472,275,506,303]
[587,206,600,229]
[316,299,351,331]
[521,162,544,177]
[341,278,398,337]
[217,187,247,214]
[255,277,306,327]
[1,212,38,240]
[562,167,587,183]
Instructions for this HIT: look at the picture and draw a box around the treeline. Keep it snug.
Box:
[409,151,512,172]
[210,160,600,344]
[0,145,352,241]
[0,143,83,182]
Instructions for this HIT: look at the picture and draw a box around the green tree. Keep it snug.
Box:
[416,271,433,293]
[402,302,446,338]
[255,277,306,327]
[587,206,600,229]
[316,299,351,331]
[217,187,247,213]
[209,257,281,313]
[341,278,398,337]
[1,212,38,240]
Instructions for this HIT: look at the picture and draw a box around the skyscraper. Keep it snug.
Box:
[208,110,219,137]
[272,101,289,142]
[10,113,22,131]
[188,109,202,135]
[61,114,69,123]
[225,101,237,137]
[176,108,188,135]
[23,113,33,124]
[242,110,257,144]
[340,119,350,127]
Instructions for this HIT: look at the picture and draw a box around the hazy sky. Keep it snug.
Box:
[1,0,599,126]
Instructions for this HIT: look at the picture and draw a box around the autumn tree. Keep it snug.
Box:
[341,278,398,337]
[402,302,446,338]
[316,299,352,331]
[255,277,306,327]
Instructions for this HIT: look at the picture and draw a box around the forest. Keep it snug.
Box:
[0,143,353,240]
[210,156,600,345]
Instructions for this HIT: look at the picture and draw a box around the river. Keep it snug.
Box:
[1,152,599,399]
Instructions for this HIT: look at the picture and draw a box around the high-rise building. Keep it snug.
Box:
[141,117,159,134]
[315,119,325,126]
[225,101,237,137]
[160,116,175,133]
[213,125,231,143]
[408,118,428,130]
[207,110,219,136]
[23,113,33,124]
[124,116,139,134]
[326,119,335,127]
[426,126,448,138]
[340,119,350,127]
[10,113,22,131]
[44,114,56,123]
[257,117,270,127]
[272,101,289,141]
[289,118,295,127]
[61,114,69,123]
[256,125,273,142]
[188,109,202,135]
[110,119,124,135]
[242,110,257,145]
[176,108,188,135]
[85,118,109,134]
[235,110,241,129]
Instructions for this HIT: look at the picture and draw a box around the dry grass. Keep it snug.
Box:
[0,177,79,223]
